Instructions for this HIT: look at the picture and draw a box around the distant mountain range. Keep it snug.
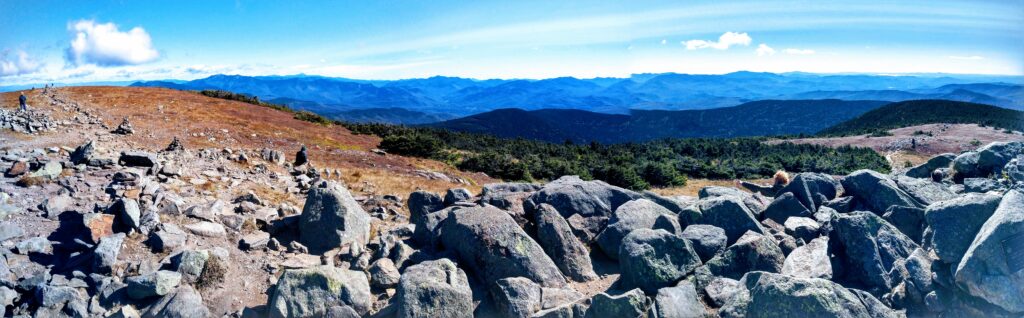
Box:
[131,72,1024,123]
[426,99,889,143]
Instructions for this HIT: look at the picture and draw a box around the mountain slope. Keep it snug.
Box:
[819,100,1024,136]
[429,99,888,143]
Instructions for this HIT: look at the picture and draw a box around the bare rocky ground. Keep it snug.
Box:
[1,86,1024,318]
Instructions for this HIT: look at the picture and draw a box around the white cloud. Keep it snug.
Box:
[684,32,751,50]
[948,55,983,60]
[756,44,775,56]
[65,20,159,66]
[784,48,815,55]
[660,39,667,45]
[0,50,44,76]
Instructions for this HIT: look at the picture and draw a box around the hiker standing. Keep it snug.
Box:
[19,92,27,111]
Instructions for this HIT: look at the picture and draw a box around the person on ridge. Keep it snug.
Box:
[18,92,27,111]
[294,145,308,166]
[735,170,790,197]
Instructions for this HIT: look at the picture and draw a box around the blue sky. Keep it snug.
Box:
[1,0,1021,85]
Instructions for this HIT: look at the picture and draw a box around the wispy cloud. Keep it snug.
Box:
[0,50,44,77]
[756,44,776,56]
[66,20,160,66]
[684,32,752,50]
[947,55,983,60]
[784,48,815,55]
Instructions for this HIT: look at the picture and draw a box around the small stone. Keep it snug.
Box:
[126,270,182,299]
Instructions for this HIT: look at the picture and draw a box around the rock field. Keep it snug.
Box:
[1,87,1023,317]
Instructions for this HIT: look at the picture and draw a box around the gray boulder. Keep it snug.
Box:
[698,186,766,214]
[905,153,955,178]
[407,190,443,226]
[584,288,649,318]
[954,190,1024,313]
[704,277,740,307]
[596,199,674,259]
[526,176,641,240]
[924,193,1001,264]
[762,192,811,224]
[492,277,543,318]
[652,281,708,318]
[440,205,567,287]
[894,175,957,205]
[680,224,726,262]
[119,151,157,167]
[93,233,126,274]
[396,259,473,318]
[368,258,400,290]
[268,265,371,317]
[777,172,840,212]
[127,270,182,299]
[150,223,187,252]
[834,211,918,294]
[141,285,211,318]
[619,229,702,294]
[299,181,371,254]
[781,237,831,279]
[964,178,1001,193]
[840,169,925,214]
[444,188,474,205]
[705,231,785,280]
[782,217,819,243]
[69,140,95,165]
[882,205,926,243]
[1006,156,1024,183]
[697,196,764,245]
[534,203,598,282]
[719,271,898,318]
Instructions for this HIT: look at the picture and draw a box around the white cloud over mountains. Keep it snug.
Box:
[684,32,751,50]
[756,44,776,56]
[66,20,159,66]
[0,50,44,76]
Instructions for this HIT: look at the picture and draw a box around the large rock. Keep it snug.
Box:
[492,277,542,318]
[781,237,831,279]
[697,196,764,245]
[840,169,925,214]
[954,190,1024,313]
[396,259,473,318]
[905,153,955,178]
[440,205,567,287]
[698,186,766,214]
[141,285,211,318]
[407,190,443,226]
[127,270,182,299]
[777,172,840,212]
[534,203,598,282]
[954,142,1024,181]
[596,199,674,259]
[619,229,702,293]
[762,192,811,224]
[882,205,926,243]
[268,265,371,317]
[924,193,1001,264]
[894,176,957,205]
[720,271,898,318]
[93,233,126,274]
[444,188,474,205]
[299,181,371,254]
[680,224,726,262]
[834,211,918,294]
[525,176,640,240]
[705,231,785,280]
[963,178,1001,193]
[119,151,157,167]
[652,281,708,318]
[584,288,648,318]
[69,140,95,165]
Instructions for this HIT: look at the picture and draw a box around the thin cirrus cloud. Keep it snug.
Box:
[683,32,752,50]
[784,48,815,55]
[756,44,776,56]
[0,50,44,76]
[65,20,160,67]
[948,55,984,60]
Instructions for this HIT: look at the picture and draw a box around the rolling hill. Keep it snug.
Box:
[428,99,889,143]
[819,100,1024,136]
